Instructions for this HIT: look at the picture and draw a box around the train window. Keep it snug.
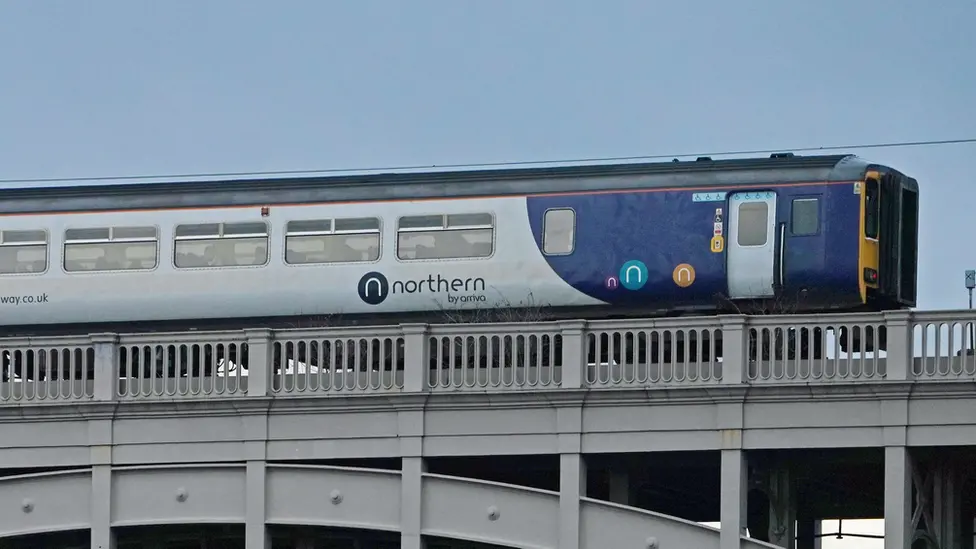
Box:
[63,225,158,272]
[175,223,220,238]
[284,217,381,264]
[396,213,494,260]
[543,208,576,255]
[0,229,48,274]
[174,221,269,268]
[736,202,768,247]
[864,178,880,239]
[791,198,819,236]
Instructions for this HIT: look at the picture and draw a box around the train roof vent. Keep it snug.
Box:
[696,156,712,162]
[770,152,795,159]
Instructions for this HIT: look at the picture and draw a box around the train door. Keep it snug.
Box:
[727,191,777,299]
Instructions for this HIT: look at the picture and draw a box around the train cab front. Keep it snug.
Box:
[859,168,919,309]
[846,166,920,352]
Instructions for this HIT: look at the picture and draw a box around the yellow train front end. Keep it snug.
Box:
[857,168,918,311]
[842,167,919,354]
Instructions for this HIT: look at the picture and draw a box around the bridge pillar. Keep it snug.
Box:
[91,464,115,549]
[720,448,748,549]
[90,417,115,549]
[559,452,586,549]
[884,446,913,549]
[246,460,270,549]
[401,457,427,549]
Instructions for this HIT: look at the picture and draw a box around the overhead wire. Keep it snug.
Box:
[1,136,974,185]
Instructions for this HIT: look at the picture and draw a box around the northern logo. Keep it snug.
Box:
[357,271,487,305]
[358,271,390,305]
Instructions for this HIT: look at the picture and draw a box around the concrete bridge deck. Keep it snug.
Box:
[0,309,974,548]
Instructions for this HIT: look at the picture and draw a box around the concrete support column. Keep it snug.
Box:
[244,414,269,549]
[560,452,586,549]
[884,445,913,549]
[720,448,748,549]
[90,464,115,549]
[401,456,427,549]
[90,418,115,549]
[246,460,270,549]
[557,404,585,549]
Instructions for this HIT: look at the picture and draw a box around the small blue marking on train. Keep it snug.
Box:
[692,192,727,202]
[619,260,649,291]
[730,191,775,201]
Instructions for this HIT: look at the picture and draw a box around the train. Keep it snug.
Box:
[0,153,918,343]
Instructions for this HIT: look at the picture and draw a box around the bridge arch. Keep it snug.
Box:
[0,463,777,548]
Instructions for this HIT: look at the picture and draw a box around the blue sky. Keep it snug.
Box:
[1,1,974,311]
[1,1,972,546]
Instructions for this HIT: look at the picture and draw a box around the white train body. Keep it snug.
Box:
[0,196,602,331]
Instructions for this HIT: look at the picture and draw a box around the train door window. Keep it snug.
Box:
[396,213,494,260]
[736,202,769,246]
[174,221,269,268]
[790,198,819,236]
[63,226,158,272]
[285,217,381,264]
[864,178,880,239]
[0,229,48,274]
[543,208,576,255]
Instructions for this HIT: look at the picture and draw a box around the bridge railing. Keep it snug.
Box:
[0,309,972,403]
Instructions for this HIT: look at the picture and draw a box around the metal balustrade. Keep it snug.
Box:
[116,331,248,399]
[585,317,724,387]
[0,309,974,403]
[744,313,889,383]
[0,335,94,402]
[427,322,563,390]
[271,326,405,394]
[911,311,976,378]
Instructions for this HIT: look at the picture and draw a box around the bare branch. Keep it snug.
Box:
[280,312,347,330]
[713,289,808,316]
[433,291,556,324]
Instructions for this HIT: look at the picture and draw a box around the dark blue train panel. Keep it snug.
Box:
[526,180,863,315]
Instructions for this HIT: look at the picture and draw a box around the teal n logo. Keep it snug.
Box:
[619,260,648,291]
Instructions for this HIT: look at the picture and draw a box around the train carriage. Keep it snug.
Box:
[0,153,919,378]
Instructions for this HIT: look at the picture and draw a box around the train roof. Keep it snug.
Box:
[0,153,892,214]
